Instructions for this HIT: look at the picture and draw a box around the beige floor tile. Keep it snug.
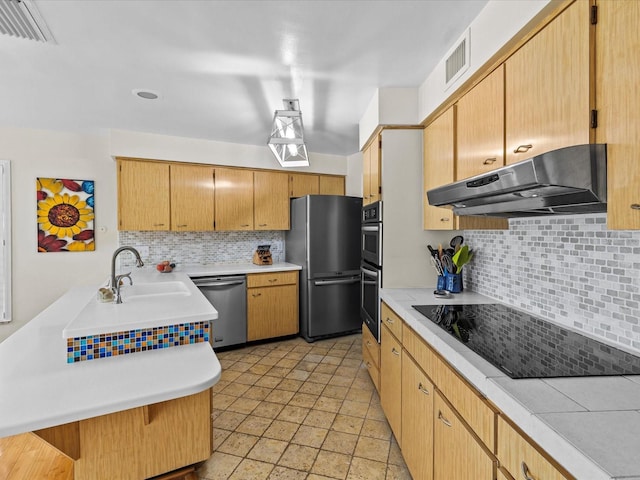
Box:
[244,386,273,401]
[258,356,280,366]
[322,385,349,400]
[252,401,286,420]
[212,428,232,450]
[247,437,289,464]
[228,361,253,373]
[217,432,260,457]
[346,456,386,480]
[236,415,273,436]
[212,408,224,420]
[335,366,359,379]
[215,411,248,431]
[321,355,342,366]
[341,358,363,368]
[221,382,251,397]
[234,372,262,385]
[267,349,289,359]
[314,396,344,413]
[266,366,292,378]
[365,404,387,421]
[283,351,306,361]
[212,393,237,410]
[314,364,338,375]
[265,389,296,405]
[327,349,348,358]
[227,397,261,414]
[331,414,364,435]
[276,358,300,369]
[339,400,369,418]
[197,451,242,480]
[303,353,325,363]
[345,388,373,404]
[360,418,392,440]
[219,358,236,369]
[267,465,308,480]
[295,361,318,372]
[229,458,274,480]
[241,354,264,365]
[308,372,334,384]
[311,450,351,479]
[263,419,300,441]
[353,436,390,463]
[277,378,303,392]
[286,369,312,380]
[278,444,319,471]
[291,425,328,448]
[321,430,358,455]
[251,347,274,357]
[387,439,405,466]
[292,345,313,354]
[211,380,230,393]
[249,364,273,375]
[289,392,319,408]
[351,378,374,391]
[385,464,412,480]
[307,475,335,480]
[311,347,332,355]
[255,375,283,389]
[303,409,336,428]
[327,375,354,388]
[298,382,326,395]
[277,405,310,424]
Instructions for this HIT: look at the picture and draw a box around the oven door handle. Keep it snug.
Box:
[362,226,379,232]
[360,266,379,278]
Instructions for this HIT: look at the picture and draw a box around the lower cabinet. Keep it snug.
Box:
[401,353,434,480]
[434,391,495,480]
[247,271,299,341]
[362,323,380,392]
[380,323,402,445]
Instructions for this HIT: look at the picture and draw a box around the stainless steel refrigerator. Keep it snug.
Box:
[286,195,362,342]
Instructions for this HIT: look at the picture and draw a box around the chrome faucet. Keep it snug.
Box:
[110,246,144,294]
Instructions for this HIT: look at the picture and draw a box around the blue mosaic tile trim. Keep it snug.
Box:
[66,321,210,363]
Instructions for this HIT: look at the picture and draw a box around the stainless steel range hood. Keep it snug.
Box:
[426,144,607,217]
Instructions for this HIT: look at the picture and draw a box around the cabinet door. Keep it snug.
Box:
[423,107,456,229]
[434,392,495,480]
[319,175,345,195]
[596,0,640,229]
[457,65,505,179]
[289,173,319,197]
[214,168,254,231]
[118,160,170,231]
[505,0,592,164]
[170,164,215,231]
[362,145,372,204]
[247,284,298,341]
[369,136,381,203]
[380,324,402,445]
[401,355,434,480]
[254,171,289,230]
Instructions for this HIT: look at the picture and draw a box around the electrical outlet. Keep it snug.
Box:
[133,245,150,259]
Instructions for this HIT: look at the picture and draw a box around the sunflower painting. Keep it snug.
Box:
[37,178,95,252]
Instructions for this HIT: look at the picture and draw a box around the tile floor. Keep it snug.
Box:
[197,333,411,480]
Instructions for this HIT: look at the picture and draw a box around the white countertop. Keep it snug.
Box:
[381,288,640,480]
[179,262,302,277]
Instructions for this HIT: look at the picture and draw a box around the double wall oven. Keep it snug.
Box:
[361,201,382,342]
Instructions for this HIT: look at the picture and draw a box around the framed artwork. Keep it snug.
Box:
[37,178,95,252]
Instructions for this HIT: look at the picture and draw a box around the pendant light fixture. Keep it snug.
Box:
[267,99,309,167]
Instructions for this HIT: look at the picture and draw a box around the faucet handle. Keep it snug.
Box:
[115,272,133,286]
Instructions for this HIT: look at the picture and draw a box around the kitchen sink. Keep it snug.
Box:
[120,281,191,300]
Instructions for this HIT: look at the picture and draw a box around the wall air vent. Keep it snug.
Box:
[445,28,470,89]
[0,0,55,43]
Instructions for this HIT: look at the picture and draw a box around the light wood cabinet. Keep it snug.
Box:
[118,160,170,231]
[457,65,505,179]
[497,416,574,480]
[381,301,403,343]
[362,135,381,206]
[319,175,345,195]
[596,0,640,230]
[380,323,402,445]
[289,173,319,197]
[401,353,434,480]
[247,271,298,341]
[214,167,254,231]
[505,0,593,165]
[362,323,380,392]
[170,164,215,231]
[254,171,289,230]
[434,391,495,480]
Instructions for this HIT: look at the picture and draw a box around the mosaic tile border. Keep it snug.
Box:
[67,321,210,363]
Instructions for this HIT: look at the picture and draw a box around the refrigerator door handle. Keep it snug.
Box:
[362,226,379,232]
[314,277,360,286]
[360,266,379,278]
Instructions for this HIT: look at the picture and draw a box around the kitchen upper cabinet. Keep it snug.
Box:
[254,171,289,230]
[457,65,505,179]
[596,0,640,230]
[170,164,215,231]
[319,175,345,195]
[401,353,434,480]
[380,323,402,445]
[505,0,593,165]
[118,159,170,231]
[289,173,319,197]
[247,272,299,341]
[362,135,381,205]
[434,392,495,480]
[215,167,254,231]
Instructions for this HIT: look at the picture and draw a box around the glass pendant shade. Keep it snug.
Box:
[267,99,310,167]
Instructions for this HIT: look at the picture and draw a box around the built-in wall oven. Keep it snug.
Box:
[361,201,382,342]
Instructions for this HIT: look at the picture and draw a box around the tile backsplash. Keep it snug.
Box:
[464,214,640,351]
[118,231,285,267]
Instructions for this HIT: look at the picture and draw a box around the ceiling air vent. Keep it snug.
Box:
[0,0,55,43]
[445,28,470,89]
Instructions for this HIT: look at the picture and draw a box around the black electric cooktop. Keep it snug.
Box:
[412,304,640,379]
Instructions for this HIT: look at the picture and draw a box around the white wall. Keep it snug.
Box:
[346,151,363,197]
[0,127,119,342]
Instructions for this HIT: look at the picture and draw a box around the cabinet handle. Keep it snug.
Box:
[513,144,533,154]
[240,224,250,227]
[268,279,278,283]
[258,223,268,227]
[521,461,536,480]
[385,317,394,325]
[391,347,400,356]
[177,224,188,227]
[631,204,640,210]
[418,382,430,395]
[153,223,165,227]
[366,361,372,369]
[366,340,372,347]
[440,217,450,222]
[483,157,497,165]
[252,293,262,297]
[437,410,452,427]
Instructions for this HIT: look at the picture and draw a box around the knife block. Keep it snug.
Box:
[252,245,273,265]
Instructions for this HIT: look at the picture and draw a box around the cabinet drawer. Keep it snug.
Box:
[362,345,380,392]
[497,416,573,480]
[381,302,403,342]
[402,324,439,382]
[247,271,298,288]
[362,323,380,369]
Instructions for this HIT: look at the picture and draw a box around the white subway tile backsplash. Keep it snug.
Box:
[464,213,640,351]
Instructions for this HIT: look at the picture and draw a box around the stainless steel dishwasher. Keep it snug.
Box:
[191,275,247,349]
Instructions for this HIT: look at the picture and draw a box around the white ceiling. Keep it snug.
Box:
[0,0,488,156]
